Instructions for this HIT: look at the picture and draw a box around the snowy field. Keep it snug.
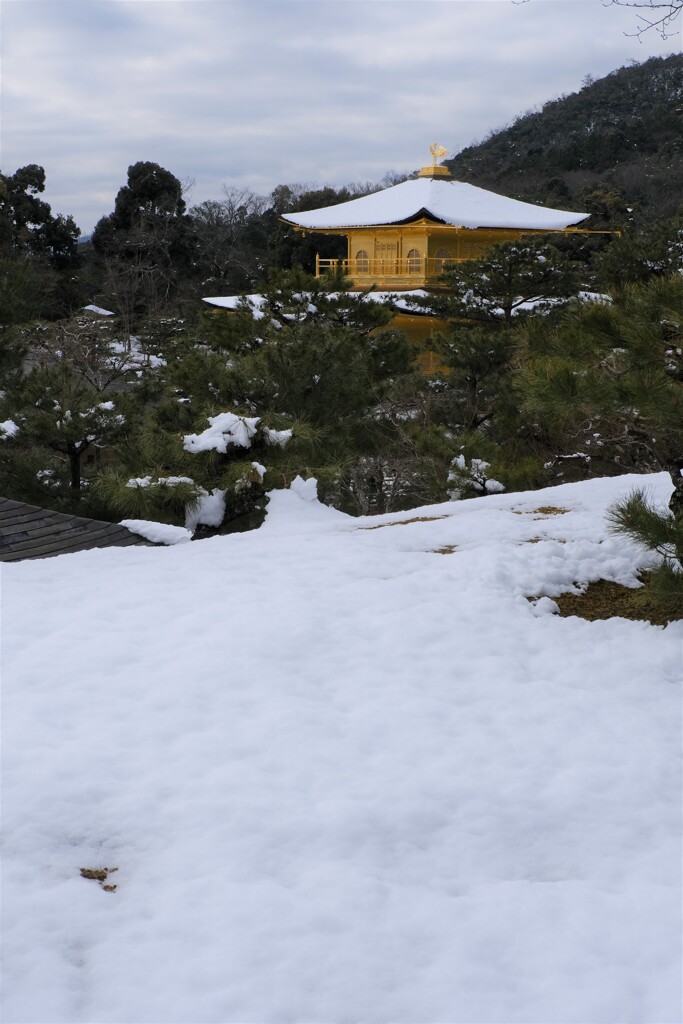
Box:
[2,473,681,1024]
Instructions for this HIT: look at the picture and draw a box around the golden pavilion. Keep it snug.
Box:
[281,146,592,291]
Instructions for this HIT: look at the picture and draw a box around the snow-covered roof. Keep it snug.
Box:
[203,294,267,312]
[282,177,589,231]
[0,496,155,561]
[82,304,115,317]
[202,290,427,313]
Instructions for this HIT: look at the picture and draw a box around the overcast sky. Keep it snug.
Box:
[1,0,680,234]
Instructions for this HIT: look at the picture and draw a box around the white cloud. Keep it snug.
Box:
[1,0,679,233]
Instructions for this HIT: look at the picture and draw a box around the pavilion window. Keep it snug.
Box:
[458,238,484,260]
[356,249,369,273]
[407,249,421,274]
[434,248,452,271]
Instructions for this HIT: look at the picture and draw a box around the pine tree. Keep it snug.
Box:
[404,238,585,497]
[425,238,581,328]
[92,408,293,532]
[0,165,83,320]
[92,162,196,332]
[515,274,683,613]
[593,212,683,291]
[116,267,436,519]
[606,490,683,616]
[0,315,138,509]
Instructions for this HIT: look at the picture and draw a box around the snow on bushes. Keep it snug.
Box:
[183,411,292,454]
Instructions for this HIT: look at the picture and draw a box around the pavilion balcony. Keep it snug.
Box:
[315,256,458,289]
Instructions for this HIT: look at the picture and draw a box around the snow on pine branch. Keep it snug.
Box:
[183,412,292,454]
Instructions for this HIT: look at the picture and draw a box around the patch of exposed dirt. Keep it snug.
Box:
[81,867,118,891]
[359,516,447,531]
[521,537,567,545]
[431,545,457,555]
[554,577,674,626]
[512,505,570,517]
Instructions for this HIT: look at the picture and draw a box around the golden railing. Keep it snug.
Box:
[315,256,458,280]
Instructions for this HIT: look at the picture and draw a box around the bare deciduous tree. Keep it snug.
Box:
[515,0,681,37]
[608,0,683,37]
[190,187,268,287]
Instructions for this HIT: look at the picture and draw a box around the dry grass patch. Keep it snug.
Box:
[521,537,568,545]
[512,506,570,517]
[431,545,458,555]
[554,577,674,626]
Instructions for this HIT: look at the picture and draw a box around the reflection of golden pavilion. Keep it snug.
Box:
[281,147,592,292]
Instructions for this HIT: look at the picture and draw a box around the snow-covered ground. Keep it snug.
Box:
[2,473,681,1024]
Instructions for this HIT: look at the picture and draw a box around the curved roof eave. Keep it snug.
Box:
[282,177,590,232]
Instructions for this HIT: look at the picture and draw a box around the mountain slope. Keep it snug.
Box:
[446,55,683,223]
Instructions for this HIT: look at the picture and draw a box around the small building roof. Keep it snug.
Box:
[82,304,115,317]
[0,497,156,562]
[202,290,428,314]
[282,177,589,232]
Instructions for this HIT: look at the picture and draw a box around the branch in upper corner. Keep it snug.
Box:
[513,0,682,39]
[607,0,683,39]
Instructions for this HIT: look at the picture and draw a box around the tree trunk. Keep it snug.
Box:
[666,457,683,563]
[68,448,81,498]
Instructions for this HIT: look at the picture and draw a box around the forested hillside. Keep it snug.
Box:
[446,54,683,224]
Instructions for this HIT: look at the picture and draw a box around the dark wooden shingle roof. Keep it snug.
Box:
[0,497,154,562]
